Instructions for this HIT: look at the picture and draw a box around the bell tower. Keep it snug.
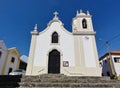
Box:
[72,10,95,33]
[72,10,101,76]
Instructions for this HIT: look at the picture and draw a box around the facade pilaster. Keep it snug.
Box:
[26,25,39,75]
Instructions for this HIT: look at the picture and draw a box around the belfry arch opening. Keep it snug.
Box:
[82,19,87,29]
[48,49,60,74]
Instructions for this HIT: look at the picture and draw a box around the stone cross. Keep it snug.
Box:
[53,11,59,17]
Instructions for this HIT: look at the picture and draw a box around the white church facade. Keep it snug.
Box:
[26,10,101,76]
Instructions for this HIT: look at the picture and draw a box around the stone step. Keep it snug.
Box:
[39,74,65,78]
[20,76,119,85]
[20,75,116,83]
[19,82,117,87]
[0,75,120,88]
[18,87,113,88]
[21,78,118,83]
[65,76,110,80]
[22,75,110,81]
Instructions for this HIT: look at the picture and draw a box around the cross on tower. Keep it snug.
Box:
[53,11,59,18]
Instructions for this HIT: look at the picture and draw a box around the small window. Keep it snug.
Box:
[114,57,120,63]
[105,60,107,64]
[82,19,87,29]
[11,57,15,63]
[8,68,12,74]
[52,32,58,43]
[0,51,1,58]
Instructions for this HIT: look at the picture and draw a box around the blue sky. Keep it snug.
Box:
[0,0,120,57]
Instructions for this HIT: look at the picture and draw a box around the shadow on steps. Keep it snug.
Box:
[0,75,22,88]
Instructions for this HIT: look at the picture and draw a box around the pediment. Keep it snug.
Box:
[8,48,20,57]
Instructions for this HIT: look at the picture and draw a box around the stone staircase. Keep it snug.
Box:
[0,74,120,88]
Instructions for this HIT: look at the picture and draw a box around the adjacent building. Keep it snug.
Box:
[99,50,120,77]
[19,60,27,70]
[26,10,101,76]
[0,40,20,75]
[0,40,7,75]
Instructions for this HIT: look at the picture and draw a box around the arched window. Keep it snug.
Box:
[52,32,58,43]
[82,19,87,29]
[11,57,15,63]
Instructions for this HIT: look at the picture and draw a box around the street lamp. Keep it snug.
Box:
[99,39,116,78]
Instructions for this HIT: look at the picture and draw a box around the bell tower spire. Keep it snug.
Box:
[31,24,39,35]
[34,24,38,31]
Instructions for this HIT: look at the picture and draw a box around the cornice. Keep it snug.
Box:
[31,31,39,35]
[73,31,96,35]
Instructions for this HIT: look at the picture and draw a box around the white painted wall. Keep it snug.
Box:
[111,55,120,76]
[100,57,111,76]
[33,21,75,67]
[83,36,96,67]
[0,41,7,75]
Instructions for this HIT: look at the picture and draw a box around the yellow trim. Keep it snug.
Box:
[1,51,9,75]
[16,57,20,69]
[8,48,20,57]
[109,58,115,75]
[117,76,120,80]
[107,55,116,76]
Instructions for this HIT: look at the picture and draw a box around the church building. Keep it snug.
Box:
[26,10,101,76]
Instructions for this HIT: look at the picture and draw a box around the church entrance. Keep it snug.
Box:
[48,49,60,74]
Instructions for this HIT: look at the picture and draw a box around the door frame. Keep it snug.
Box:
[47,48,63,74]
[48,49,60,73]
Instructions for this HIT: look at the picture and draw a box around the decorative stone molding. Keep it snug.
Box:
[31,31,39,35]
[73,31,96,35]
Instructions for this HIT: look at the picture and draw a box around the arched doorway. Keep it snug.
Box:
[48,49,60,73]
